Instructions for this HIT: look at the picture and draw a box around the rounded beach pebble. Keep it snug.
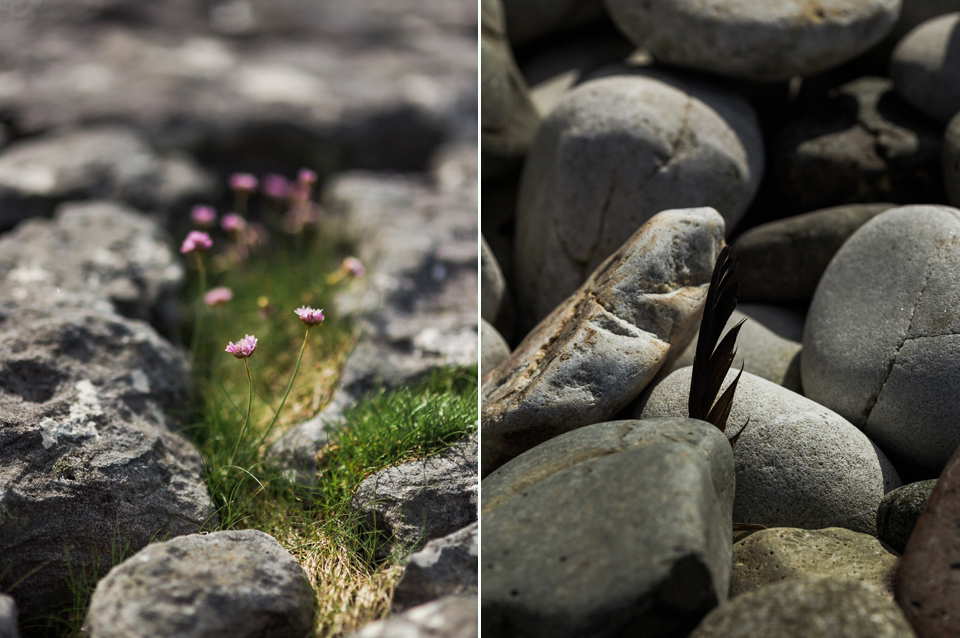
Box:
[891,12,960,122]
[802,205,960,475]
[604,0,902,82]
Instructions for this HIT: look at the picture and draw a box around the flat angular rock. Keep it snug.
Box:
[877,480,938,553]
[606,0,901,82]
[895,445,960,638]
[667,305,804,393]
[802,205,960,475]
[481,418,734,638]
[0,304,214,618]
[690,579,916,638]
[0,200,183,336]
[732,203,897,305]
[731,527,899,599]
[392,522,478,613]
[0,126,214,230]
[891,12,960,122]
[83,530,315,638]
[637,367,901,534]
[350,594,477,638]
[513,66,762,329]
[351,438,477,559]
[482,207,724,476]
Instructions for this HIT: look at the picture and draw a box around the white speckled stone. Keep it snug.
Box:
[891,12,960,122]
[802,205,960,475]
[513,65,763,332]
[637,367,901,534]
[605,0,902,82]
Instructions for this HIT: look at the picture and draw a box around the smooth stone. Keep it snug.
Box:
[801,205,960,475]
[480,319,510,379]
[482,207,724,476]
[667,304,804,393]
[351,438,477,559]
[774,77,943,214]
[513,65,763,331]
[392,522,478,613]
[690,579,916,638]
[0,304,215,618]
[481,234,505,323]
[943,110,960,207]
[731,527,899,599]
[502,0,606,46]
[732,203,897,305]
[349,595,477,638]
[0,125,214,230]
[605,0,901,82]
[895,445,960,637]
[0,594,19,638]
[481,0,541,178]
[637,367,902,534]
[84,530,315,638]
[877,480,938,553]
[891,12,960,122]
[482,418,734,638]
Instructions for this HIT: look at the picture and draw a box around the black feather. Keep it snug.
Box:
[688,246,749,445]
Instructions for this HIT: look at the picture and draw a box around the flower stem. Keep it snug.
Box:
[189,254,208,367]
[254,328,310,450]
[228,358,254,468]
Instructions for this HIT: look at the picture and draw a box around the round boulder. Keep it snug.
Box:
[891,12,960,122]
[802,205,960,475]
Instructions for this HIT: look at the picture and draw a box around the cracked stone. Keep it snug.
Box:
[802,204,960,476]
[512,62,763,334]
[481,207,724,477]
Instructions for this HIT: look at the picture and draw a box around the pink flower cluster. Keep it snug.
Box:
[204,287,233,306]
[191,205,217,228]
[295,306,325,327]
[342,257,365,277]
[225,334,258,358]
[229,173,258,193]
[180,231,212,254]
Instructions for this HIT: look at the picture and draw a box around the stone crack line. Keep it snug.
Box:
[860,263,933,426]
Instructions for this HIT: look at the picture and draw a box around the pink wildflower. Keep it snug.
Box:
[190,205,216,228]
[221,213,247,235]
[229,173,258,193]
[295,306,324,327]
[225,334,258,358]
[204,287,233,306]
[342,257,365,277]
[297,168,317,186]
[180,231,212,255]
[262,174,290,200]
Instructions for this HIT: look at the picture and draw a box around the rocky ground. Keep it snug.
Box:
[0,1,477,637]
[482,0,960,636]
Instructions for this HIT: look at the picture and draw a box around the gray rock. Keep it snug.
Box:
[351,438,477,560]
[271,170,477,482]
[732,203,897,305]
[877,479,937,553]
[392,522,477,613]
[0,200,184,337]
[481,0,541,178]
[667,305,804,393]
[0,126,214,230]
[483,207,724,476]
[481,418,734,638]
[513,65,763,330]
[731,527,900,599]
[84,530,315,638]
[502,0,606,46]
[891,12,960,122]
[350,594,477,638]
[0,304,215,618]
[480,235,504,323]
[802,205,960,474]
[637,367,901,534]
[605,0,901,82]
[0,594,19,638]
[689,578,916,638]
[480,319,510,379]
[774,77,943,214]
